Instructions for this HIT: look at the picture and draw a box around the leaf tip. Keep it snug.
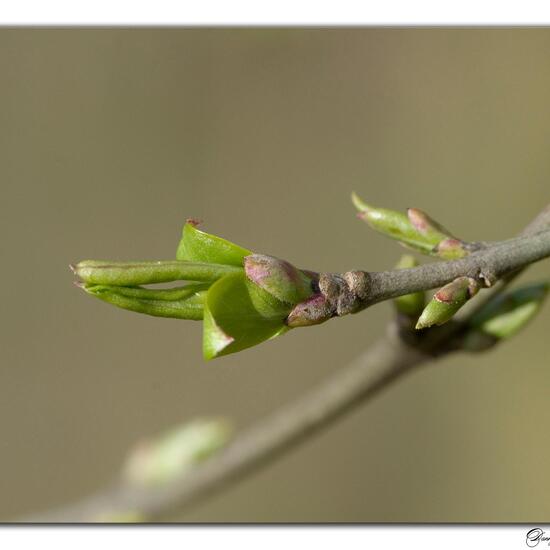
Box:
[351,192,371,213]
[185,218,202,228]
[203,330,235,361]
[415,319,429,330]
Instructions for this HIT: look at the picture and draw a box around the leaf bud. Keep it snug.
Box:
[244,254,313,305]
[416,276,479,330]
[80,283,208,320]
[286,294,333,327]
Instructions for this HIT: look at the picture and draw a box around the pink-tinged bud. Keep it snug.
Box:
[416,276,479,330]
[434,276,479,304]
[244,254,312,305]
[352,193,450,255]
[286,294,333,327]
[434,238,469,260]
[407,208,455,243]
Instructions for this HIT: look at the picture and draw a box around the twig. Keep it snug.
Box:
[331,229,550,316]
[20,205,550,522]
[455,204,550,323]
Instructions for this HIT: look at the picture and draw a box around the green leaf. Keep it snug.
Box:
[176,222,252,266]
[202,272,288,360]
[82,283,208,320]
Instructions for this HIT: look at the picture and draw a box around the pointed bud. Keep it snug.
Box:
[393,255,425,317]
[416,276,479,330]
[467,282,548,340]
[122,418,232,487]
[244,254,313,305]
[352,193,446,255]
[433,238,469,260]
[286,294,333,327]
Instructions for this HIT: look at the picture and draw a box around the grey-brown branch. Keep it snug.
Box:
[20,205,550,522]
[313,229,550,322]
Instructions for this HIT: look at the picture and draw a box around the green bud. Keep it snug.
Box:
[79,283,208,320]
[468,282,549,340]
[352,193,459,256]
[393,255,425,317]
[244,254,313,305]
[122,418,232,487]
[416,276,479,330]
[352,193,432,253]
[352,193,471,259]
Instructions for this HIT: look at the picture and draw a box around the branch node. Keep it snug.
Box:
[477,267,498,287]
[316,271,370,317]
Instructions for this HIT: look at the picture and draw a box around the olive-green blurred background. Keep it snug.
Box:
[1,28,549,522]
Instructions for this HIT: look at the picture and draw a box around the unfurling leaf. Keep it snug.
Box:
[75,219,319,360]
[72,259,240,286]
[416,276,480,330]
[203,272,291,360]
[393,255,425,317]
[81,283,208,320]
[176,220,251,265]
